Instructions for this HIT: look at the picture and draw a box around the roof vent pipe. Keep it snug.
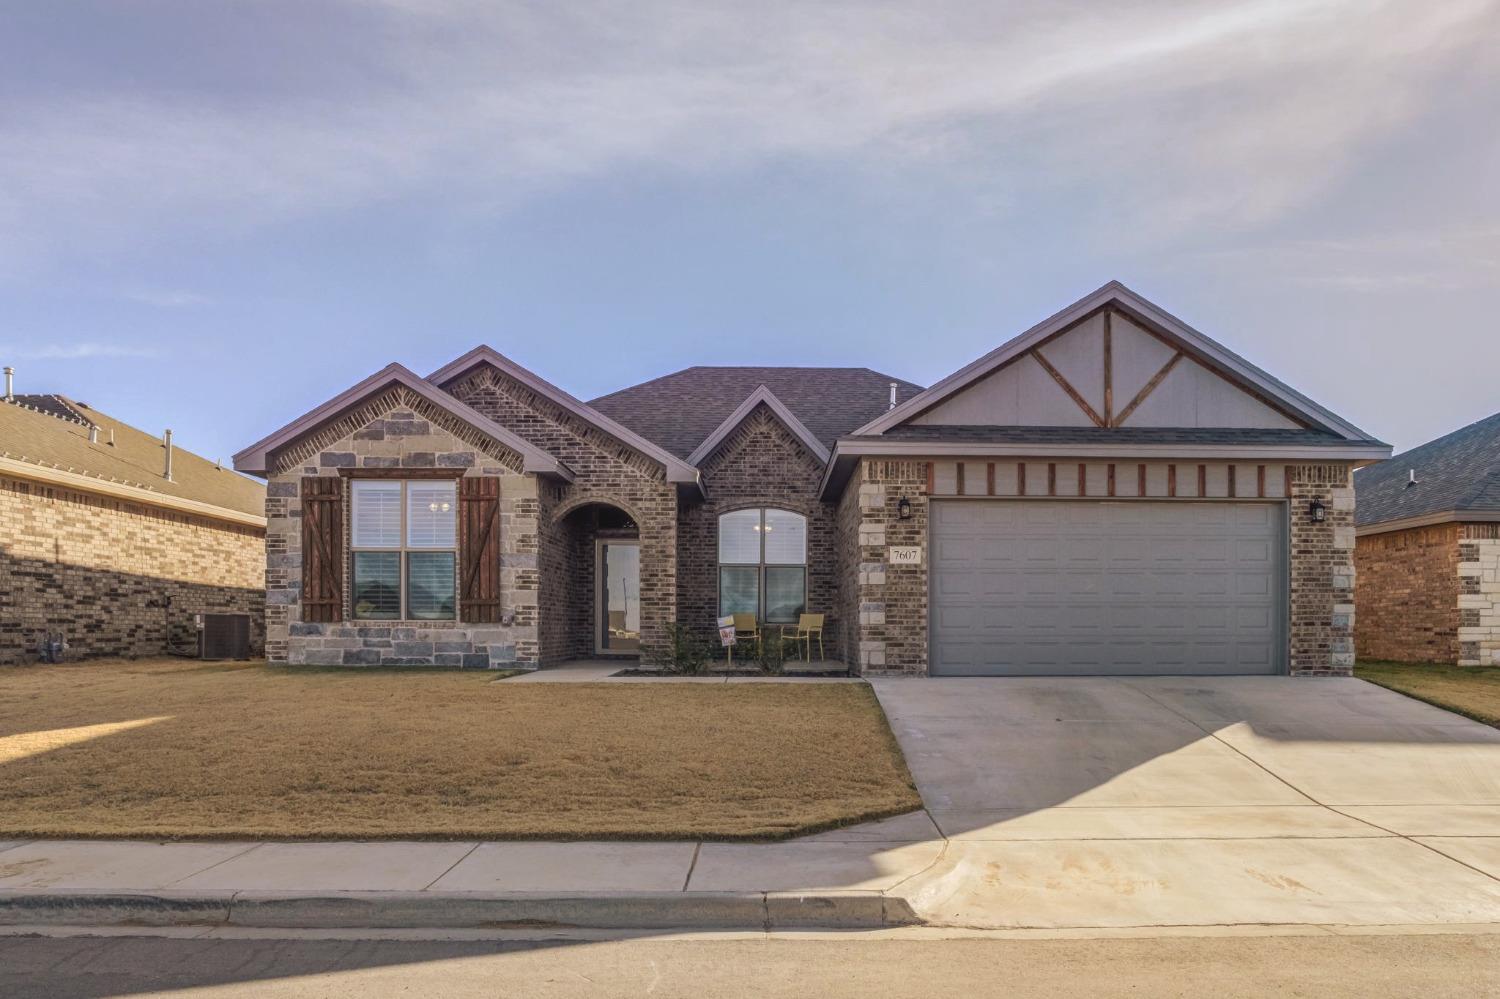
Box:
[1407,468,1419,488]
[888,381,898,410]
[163,429,174,481]
[3,366,12,400]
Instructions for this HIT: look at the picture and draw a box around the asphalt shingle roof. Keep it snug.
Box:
[867,426,1350,446]
[1355,411,1500,527]
[1,394,265,519]
[589,367,924,459]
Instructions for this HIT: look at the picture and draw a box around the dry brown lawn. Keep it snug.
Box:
[0,660,920,840]
[1356,660,1500,728]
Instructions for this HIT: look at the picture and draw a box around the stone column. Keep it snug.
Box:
[1288,463,1356,676]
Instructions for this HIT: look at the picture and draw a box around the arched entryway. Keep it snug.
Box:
[546,501,641,662]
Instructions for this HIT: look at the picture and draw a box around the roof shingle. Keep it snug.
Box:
[1355,411,1500,527]
[589,367,924,459]
[1,395,265,519]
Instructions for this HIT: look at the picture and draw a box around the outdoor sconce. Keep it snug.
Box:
[897,495,913,521]
[1308,499,1327,523]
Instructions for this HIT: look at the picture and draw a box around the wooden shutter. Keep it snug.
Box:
[460,476,502,623]
[301,476,344,623]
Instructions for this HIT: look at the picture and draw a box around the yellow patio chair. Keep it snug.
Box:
[731,613,761,658]
[788,613,825,662]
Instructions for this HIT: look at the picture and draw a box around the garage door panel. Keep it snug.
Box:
[931,500,1285,676]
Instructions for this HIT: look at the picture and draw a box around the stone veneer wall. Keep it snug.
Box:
[677,405,839,656]
[0,473,264,663]
[1354,523,1461,664]
[837,457,1358,677]
[444,367,678,659]
[263,388,540,667]
[1458,525,1500,666]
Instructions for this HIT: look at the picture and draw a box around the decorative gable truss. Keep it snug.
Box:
[859,281,1382,440]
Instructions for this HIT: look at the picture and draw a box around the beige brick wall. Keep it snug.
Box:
[0,473,264,663]
[1458,525,1500,666]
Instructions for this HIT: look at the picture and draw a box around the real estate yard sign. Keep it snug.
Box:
[718,615,736,647]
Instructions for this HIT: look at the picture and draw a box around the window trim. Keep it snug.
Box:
[349,477,459,622]
[716,507,807,625]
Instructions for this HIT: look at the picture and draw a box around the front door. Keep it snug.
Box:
[597,541,640,654]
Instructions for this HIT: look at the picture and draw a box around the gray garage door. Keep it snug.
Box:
[930,500,1285,676]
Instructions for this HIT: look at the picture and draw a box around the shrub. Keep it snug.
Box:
[652,622,709,676]
[756,632,788,676]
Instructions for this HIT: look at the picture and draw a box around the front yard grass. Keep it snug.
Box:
[1355,660,1500,728]
[0,660,920,840]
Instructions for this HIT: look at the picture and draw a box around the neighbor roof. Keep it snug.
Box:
[1355,411,1500,531]
[1,394,265,522]
[590,367,924,460]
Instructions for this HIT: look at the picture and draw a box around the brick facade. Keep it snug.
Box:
[1286,463,1357,675]
[444,367,678,660]
[1354,521,1500,667]
[836,456,1359,677]
[264,387,541,667]
[838,459,930,675]
[1354,523,1461,664]
[677,404,839,654]
[0,473,264,663]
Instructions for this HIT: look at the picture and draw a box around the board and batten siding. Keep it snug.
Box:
[926,460,1289,500]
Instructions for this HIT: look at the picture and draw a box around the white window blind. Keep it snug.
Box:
[351,480,402,548]
[718,508,761,564]
[406,481,457,548]
[762,509,806,564]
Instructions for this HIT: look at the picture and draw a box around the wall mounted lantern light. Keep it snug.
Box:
[1308,498,1327,523]
[897,495,913,521]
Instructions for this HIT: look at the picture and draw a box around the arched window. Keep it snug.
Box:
[718,508,807,623]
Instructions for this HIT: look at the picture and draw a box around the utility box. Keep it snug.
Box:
[197,613,252,660]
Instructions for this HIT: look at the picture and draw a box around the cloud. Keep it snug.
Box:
[1179,226,1500,291]
[0,0,1495,270]
[2,342,161,361]
[121,289,212,308]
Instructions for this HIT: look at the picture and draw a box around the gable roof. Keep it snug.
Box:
[590,366,924,460]
[686,385,831,466]
[2,393,265,525]
[854,281,1385,445]
[428,346,701,486]
[1355,411,1500,532]
[232,363,572,480]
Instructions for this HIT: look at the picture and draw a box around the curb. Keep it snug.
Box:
[0,890,922,931]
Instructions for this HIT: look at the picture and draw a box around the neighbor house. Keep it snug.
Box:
[1,371,266,663]
[233,282,1389,676]
[1354,411,1500,666]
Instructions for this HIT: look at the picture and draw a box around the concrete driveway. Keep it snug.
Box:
[874,676,1500,929]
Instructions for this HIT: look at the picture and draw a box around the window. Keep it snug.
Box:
[718,508,806,624]
[351,479,457,621]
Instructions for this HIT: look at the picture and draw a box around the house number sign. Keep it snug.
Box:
[888,546,922,566]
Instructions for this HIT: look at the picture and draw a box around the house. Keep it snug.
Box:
[233,282,1389,676]
[1354,412,1500,666]
[1,370,266,663]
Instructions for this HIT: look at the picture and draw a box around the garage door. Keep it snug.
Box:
[930,500,1285,676]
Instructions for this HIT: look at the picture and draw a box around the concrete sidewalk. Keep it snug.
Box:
[0,813,944,930]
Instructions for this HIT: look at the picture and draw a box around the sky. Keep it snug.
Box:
[1,0,1496,467]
